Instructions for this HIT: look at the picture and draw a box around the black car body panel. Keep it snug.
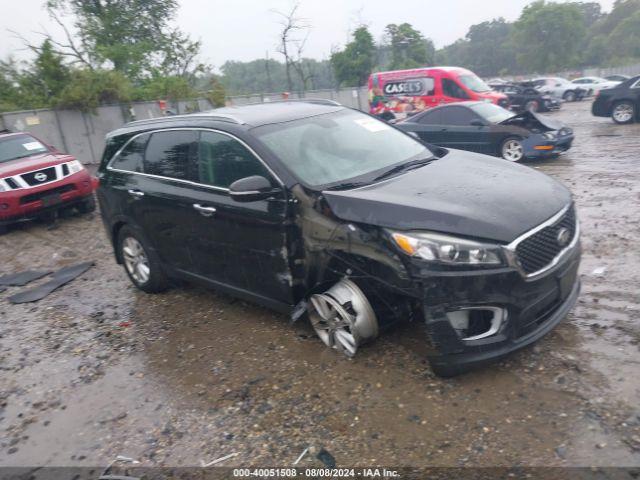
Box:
[97,101,581,376]
[398,102,574,160]
[323,150,570,243]
[489,82,561,112]
[592,75,640,121]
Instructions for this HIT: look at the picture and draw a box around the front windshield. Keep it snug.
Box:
[253,110,431,187]
[459,74,492,93]
[0,134,49,164]
[470,103,514,124]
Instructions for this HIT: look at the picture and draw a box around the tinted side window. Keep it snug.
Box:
[110,133,150,172]
[440,107,477,126]
[144,130,197,180]
[198,131,270,189]
[442,79,469,99]
[417,109,441,125]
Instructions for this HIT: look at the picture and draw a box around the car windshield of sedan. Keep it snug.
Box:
[253,110,432,187]
[470,103,515,124]
[0,134,49,164]
[459,74,492,93]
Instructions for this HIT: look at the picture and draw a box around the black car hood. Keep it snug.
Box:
[499,110,564,131]
[323,150,571,243]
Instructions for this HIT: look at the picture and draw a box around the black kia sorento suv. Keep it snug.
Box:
[97,100,581,377]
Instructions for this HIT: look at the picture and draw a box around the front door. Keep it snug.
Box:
[188,130,293,305]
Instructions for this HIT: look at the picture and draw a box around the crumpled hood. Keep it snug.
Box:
[500,110,565,131]
[323,150,571,243]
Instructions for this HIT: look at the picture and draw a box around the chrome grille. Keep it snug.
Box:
[515,205,577,275]
[21,167,58,186]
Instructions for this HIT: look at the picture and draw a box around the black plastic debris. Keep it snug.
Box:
[316,448,336,468]
[0,270,52,287]
[8,262,94,304]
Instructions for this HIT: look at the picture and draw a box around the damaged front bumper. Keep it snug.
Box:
[418,242,581,376]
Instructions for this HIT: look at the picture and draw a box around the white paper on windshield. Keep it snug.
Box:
[22,141,45,151]
[354,117,390,132]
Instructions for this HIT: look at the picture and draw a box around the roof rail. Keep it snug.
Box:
[125,112,245,127]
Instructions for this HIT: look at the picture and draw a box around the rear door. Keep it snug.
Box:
[188,130,293,305]
[127,130,200,271]
[407,109,445,145]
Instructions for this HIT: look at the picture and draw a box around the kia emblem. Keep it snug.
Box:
[34,172,48,182]
[556,227,570,247]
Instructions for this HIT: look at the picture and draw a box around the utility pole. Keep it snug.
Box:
[265,51,273,93]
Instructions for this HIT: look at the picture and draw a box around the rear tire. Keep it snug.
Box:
[500,137,525,162]
[117,225,169,293]
[611,101,636,124]
[525,100,539,112]
[563,90,576,102]
[77,195,96,214]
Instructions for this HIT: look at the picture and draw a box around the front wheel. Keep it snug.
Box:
[525,100,539,112]
[611,101,636,124]
[117,226,169,293]
[500,138,525,162]
[563,90,576,102]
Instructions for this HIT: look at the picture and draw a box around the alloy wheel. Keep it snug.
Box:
[502,139,524,162]
[308,279,378,357]
[613,103,634,124]
[122,237,151,284]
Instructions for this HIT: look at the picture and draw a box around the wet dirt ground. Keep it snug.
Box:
[0,101,639,470]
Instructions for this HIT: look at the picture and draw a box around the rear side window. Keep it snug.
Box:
[110,134,150,172]
[197,131,270,189]
[417,109,442,125]
[442,79,470,99]
[440,107,477,126]
[144,130,197,180]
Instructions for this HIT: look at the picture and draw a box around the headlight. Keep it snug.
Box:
[390,231,505,266]
[542,132,557,140]
[67,160,85,174]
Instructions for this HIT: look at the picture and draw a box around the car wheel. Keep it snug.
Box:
[563,91,576,102]
[611,101,636,124]
[501,138,525,162]
[117,226,169,293]
[525,100,539,112]
[77,195,96,214]
[307,279,378,357]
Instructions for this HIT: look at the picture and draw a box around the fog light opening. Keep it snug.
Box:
[446,307,506,341]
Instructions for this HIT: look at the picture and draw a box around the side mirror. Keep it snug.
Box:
[229,175,278,202]
[470,119,485,127]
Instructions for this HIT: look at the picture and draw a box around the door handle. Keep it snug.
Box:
[128,189,144,198]
[193,203,217,217]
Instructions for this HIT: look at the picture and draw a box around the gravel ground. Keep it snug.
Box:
[0,101,639,469]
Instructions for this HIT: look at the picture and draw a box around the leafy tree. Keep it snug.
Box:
[511,1,587,73]
[608,10,640,59]
[575,2,603,27]
[25,40,71,105]
[330,26,376,87]
[384,23,435,70]
[133,75,197,103]
[44,0,204,81]
[205,76,227,107]
[56,69,131,111]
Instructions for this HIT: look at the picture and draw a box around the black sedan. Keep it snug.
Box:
[592,75,640,124]
[490,82,561,113]
[398,102,574,162]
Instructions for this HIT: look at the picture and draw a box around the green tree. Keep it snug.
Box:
[384,23,434,70]
[56,69,131,111]
[608,10,640,59]
[45,0,204,81]
[511,1,587,73]
[24,40,70,106]
[330,26,376,87]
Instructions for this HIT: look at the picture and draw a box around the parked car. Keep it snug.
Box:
[592,75,640,124]
[369,67,509,121]
[530,77,586,102]
[398,101,574,162]
[0,131,96,233]
[571,76,620,96]
[97,100,581,377]
[604,74,630,83]
[489,82,561,113]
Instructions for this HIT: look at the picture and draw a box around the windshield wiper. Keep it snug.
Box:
[373,157,435,182]
[325,181,369,191]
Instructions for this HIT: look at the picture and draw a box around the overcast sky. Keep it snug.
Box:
[0,0,617,69]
